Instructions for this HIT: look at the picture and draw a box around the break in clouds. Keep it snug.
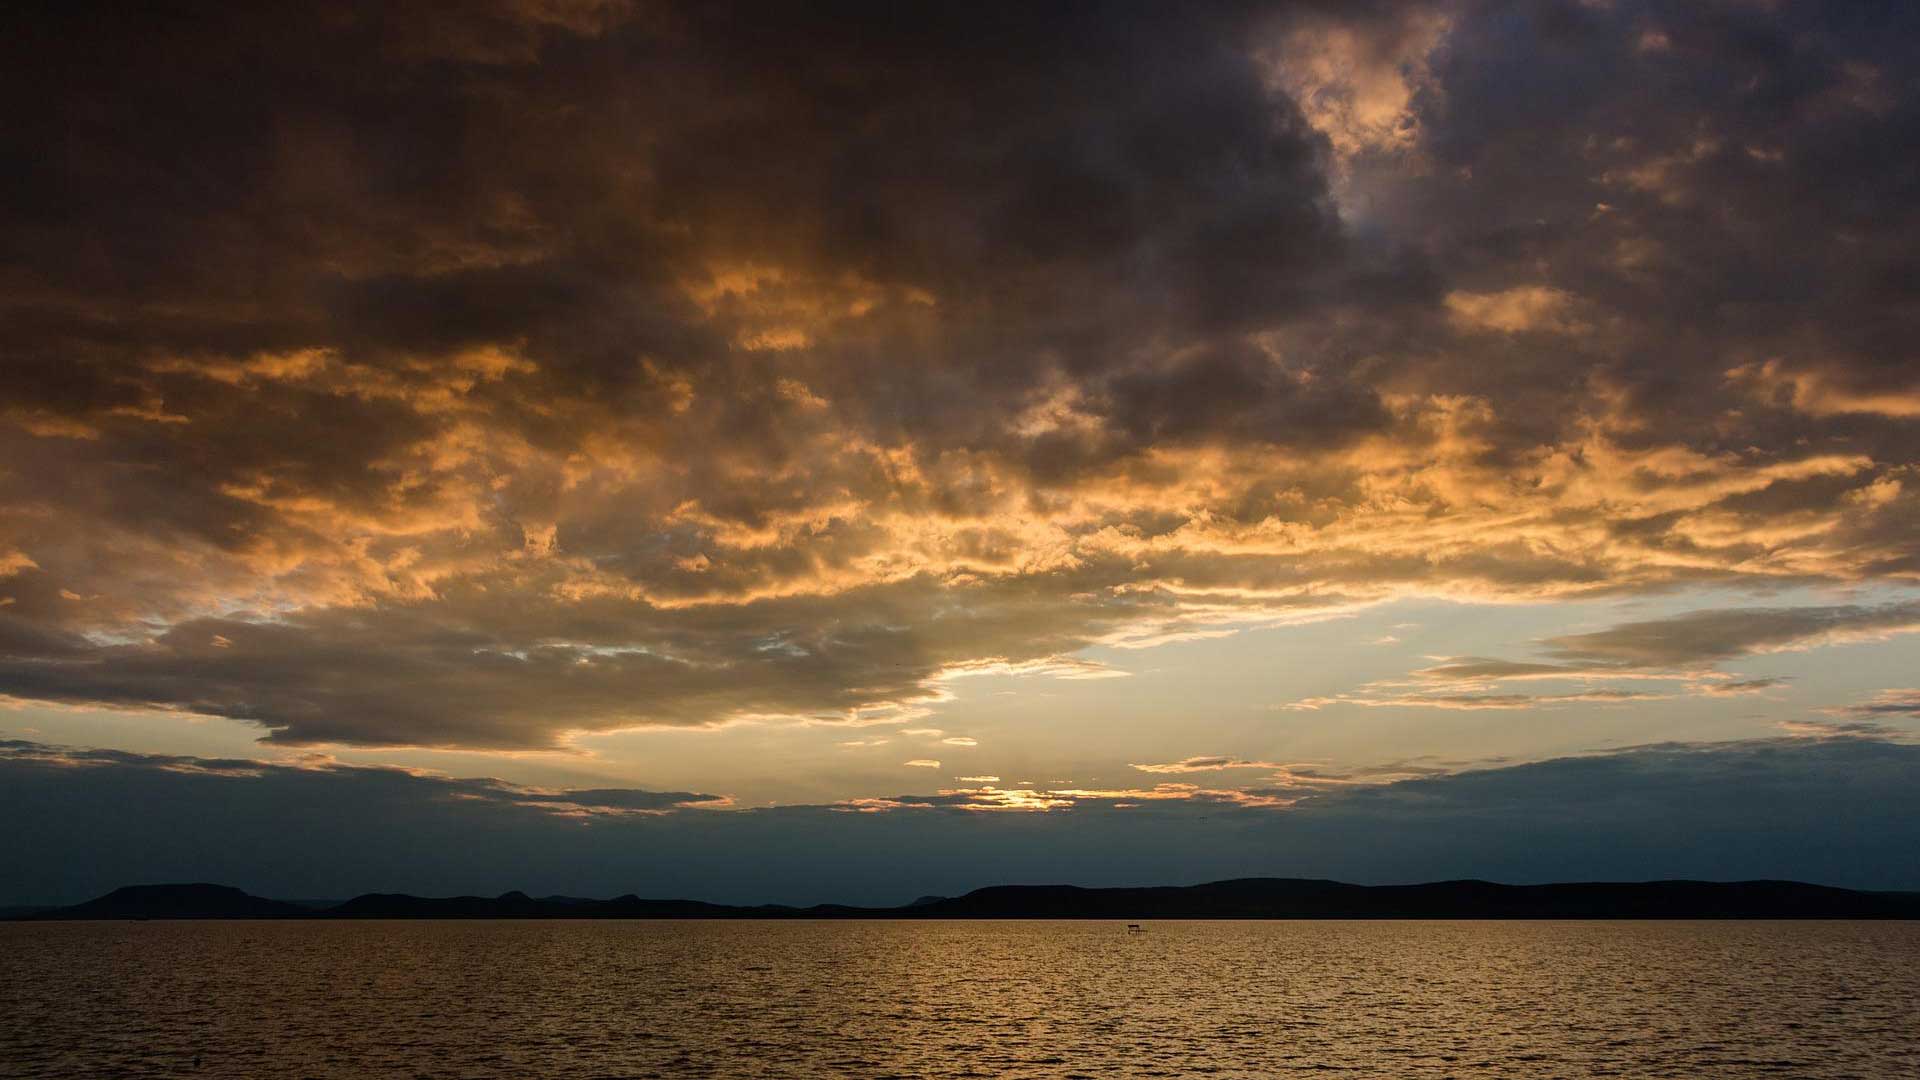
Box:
[4,1,1920,749]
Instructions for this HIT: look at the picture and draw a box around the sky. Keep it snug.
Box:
[3,0,1918,904]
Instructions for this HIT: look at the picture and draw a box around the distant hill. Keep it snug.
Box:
[20,878,1920,920]
[325,891,803,918]
[906,878,1920,919]
[53,883,310,919]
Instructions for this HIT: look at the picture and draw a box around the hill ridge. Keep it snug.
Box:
[18,877,1920,920]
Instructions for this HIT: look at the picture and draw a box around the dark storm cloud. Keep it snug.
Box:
[2,1,1919,748]
[0,0,1367,742]
[2,0,1347,427]
[1386,0,1920,392]
[4,735,1916,905]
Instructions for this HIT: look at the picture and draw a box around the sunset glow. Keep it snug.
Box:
[4,0,1918,903]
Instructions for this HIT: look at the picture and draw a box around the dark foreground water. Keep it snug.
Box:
[2,920,1917,1078]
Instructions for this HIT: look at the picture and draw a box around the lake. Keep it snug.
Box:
[2,920,1916,1077]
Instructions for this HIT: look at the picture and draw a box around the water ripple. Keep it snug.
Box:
[1,920,1916,1078]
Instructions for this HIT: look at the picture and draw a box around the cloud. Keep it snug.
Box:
[0,739,724,819]
[1408,658,1595,683]
[1728,360,1920,419]
[903,759,941,769]
[1294,600,1920,714]
[1384,604,1920,692]
[1820,688,1920,720]
[1777,718,1903,739]
[935,656,1131,682]
[1129,755,1410,789]
[1,2,1919,749]
[1283,689,1670,711]
[1131,756,1303,774]
[1444,286,1585,334]
[849,782,1298,814]
[1265,5,1449,164]
[1539,602,1920,668]
[0,578,1165,748]
[1693,677,1790,697]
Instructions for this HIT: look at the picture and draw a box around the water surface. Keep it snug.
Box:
[3,920,1915,1077]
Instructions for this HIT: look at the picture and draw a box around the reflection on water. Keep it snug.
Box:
[3,919,1916,1077]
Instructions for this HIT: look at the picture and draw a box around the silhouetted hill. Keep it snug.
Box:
[52,883,309,919]
[18,878,1920,919]
[327,891,801,918]
[907,878,1920,918]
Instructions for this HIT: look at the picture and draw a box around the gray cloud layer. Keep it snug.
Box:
[5,734,1916,905]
